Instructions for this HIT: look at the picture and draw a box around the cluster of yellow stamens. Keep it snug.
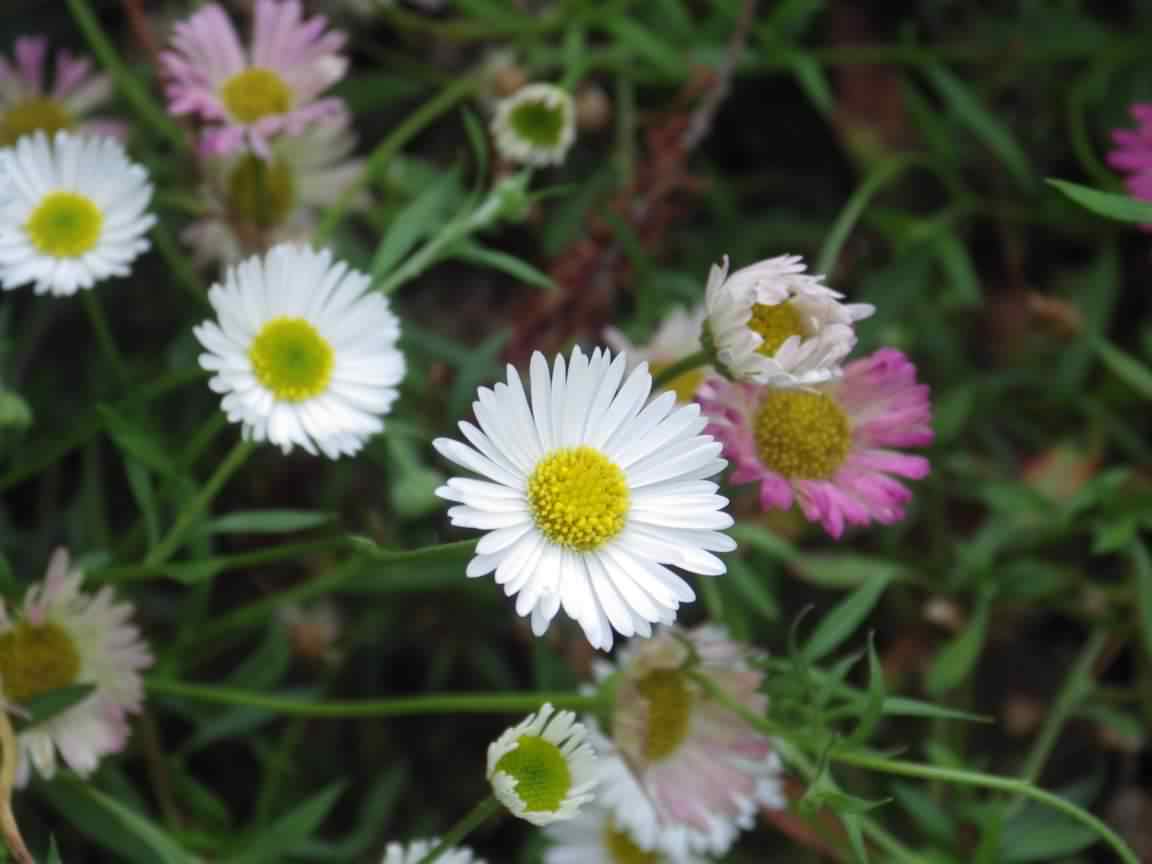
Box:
[25,191,103,258]
[219,67,294,123]
[635,667,695,762]
[0,619,82,704]
[753,390,851,479]
[248,317,335,402]
[528,447,629,550]
[747,301,807,357]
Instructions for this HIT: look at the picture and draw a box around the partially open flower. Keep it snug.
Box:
[491,83,576,167]
[545,802,711,864]
[487,702,599,826]
[604,306,709,404]
[379,839,485,864]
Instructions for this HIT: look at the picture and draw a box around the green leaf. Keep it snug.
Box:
[1047,178,1152,223]
[727,523,799,562]
[794,554,907,588]
[1089,337,1152,400]
[17,683,97,727]
[1000,802,1102,861]
[849,635,887,743]
[452,241,555,290]
[371,172,461,280]
[926,595,991,695]
[81,785,199,864]
[97,406,177,477]
[601,17,683,74]
[803,572,892,661]
[724,556,780,620]
[1132,540,1152,663]
[226,783,344,864]
[198,510,334,535]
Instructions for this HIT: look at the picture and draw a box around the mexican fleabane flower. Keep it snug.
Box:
[491,83,576,167]
[0,36,124,146]
[0,132,155,296]
[702,254,873,387]
[604,305,710,404]
[1108,103,1152,227]
[162,0,348,156]
[380,839,484,864]
[433,346,735,651]
[699,347,933,538]
[0,548,153,787]
[544,804,712,864]
[592,625,784,859]
[193,243,405,459]
[487,702,598,826]
[184,119,364,264]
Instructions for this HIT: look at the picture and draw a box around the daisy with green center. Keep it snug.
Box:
[0,549,153,787]
[379,839,484,864]
[491,83,576,167]
[604,306,711,404]
[544,804,711,864]
[699,348,933,538]
[433,346,735,651]
[487,702,599,825]
[702,254,873,387]
[0,132,155,296]
[591,625,784,859]
[162,0,348,157]
[193,243,405,459]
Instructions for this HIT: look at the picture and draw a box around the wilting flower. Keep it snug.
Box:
[0,549,153,786]
[604,305,710,403]
[702,254,873,387]
[163,0,348,156]
[544,803,711,864]
[491,83,576,167]
[433,346,735,651]
[0,36,124,146]
[1108,103,1152,227]
[488,702,599,826]
[593,625,784,858]
[700,347,932,538]
[0,132,154,296]
[379,839,484,864]
[193,243,405,459]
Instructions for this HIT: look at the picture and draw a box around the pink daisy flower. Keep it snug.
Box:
[700,347,933,538]
[0,36,125,146]
[1108,103,1152,228]
[162,0,348,157]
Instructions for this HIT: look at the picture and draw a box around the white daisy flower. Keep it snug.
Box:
[193,243,406,459]
[0,132,155,296]
[491,83,576,167]
[379,839,484,864]
[0,548,153,787]
[487,702,599,826]
[433,346,735,651]
[604,305,710,403]
[544,803,712,864]
[702,254,874,387]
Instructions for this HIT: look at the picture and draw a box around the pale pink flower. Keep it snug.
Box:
[699,347,933,538]
[162,0,348,157]
[1108,103,1152,228]
[0,549,153,786]
[0,36,125,146]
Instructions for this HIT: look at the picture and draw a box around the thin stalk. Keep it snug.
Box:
[0,713,34,864]
[416,797,502,864]
[93,537,357,583]
[651,350,709,392]
[83,291,128,383]
[817,156,910,277]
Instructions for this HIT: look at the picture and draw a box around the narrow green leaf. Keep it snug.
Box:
[97,406,177,477]
[926,595,991,695]
[1131,540,1152,663]
[81,786,199,864]
[1047,178,1152,223]
[452,242,555,290]
[601,17,683,74]
[18,683,97,727]
[226,784,345,863]
[795,554,907,588]
[371,172,460,279]
[803,572,892,661]
[1090,337,1152,399]
[198,510,333,535]
[724,556,780,621]
[850,635,887,743]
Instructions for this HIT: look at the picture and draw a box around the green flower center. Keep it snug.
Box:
[528,446,629,551]
[749,301,807,357]
[635,668,694,762]
[25,191,104,258]
[0,619,81,705]
[219,67,294,124]
[603,819,662,863]
[0,97,74,146]
[248,317,334,402]
[649,362,704,403]
[227,154,297,230]
[494,733,572,813]
[754,389,851,479]
[508,98,568,148]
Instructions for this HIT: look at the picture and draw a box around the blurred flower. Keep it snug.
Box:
[433,346,734,651]
[163,0,348,156]
[591,625,784,858]
[700,347,933,538]
[491,83,576,167]
[487,702,598,826]
[477,50,528,107]
[0,36,124,146]
[0,548,153,786]
[194,243,405,458]
[544,802,711,864]
[1108,103,1152,227]
[278,600,343,664]
[0,132,154,296]
[379,839,484,864]
[702,254,873,387]
[574,84,612,132]
[184,119,364,264]
[604,305,709,403]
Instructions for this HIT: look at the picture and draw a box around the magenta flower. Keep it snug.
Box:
[700,347,933,538]
[1109,104,1152,221]
[0,36,125,146]
[162,0,348,157]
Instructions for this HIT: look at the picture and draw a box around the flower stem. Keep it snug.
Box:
[0,712,35,864]
[416,796,502,864]
[651,350,709,391]
[817,155,910,277]
[145,438,254,566]
[83,291,128,383]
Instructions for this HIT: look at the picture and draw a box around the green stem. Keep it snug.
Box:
[82,291,128,383]
[817,156,910,277]
[153,222,209,305]
[145,681,603,717]
[92,537,357,583]
[650,350,709,391]
[416,797,502,864]
[145,439,254,566]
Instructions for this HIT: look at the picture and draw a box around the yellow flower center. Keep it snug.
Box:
[635,668,694,762]
[508,97,567,148]
[754,389,851,479]
[248,317,334,402]
[0,97,74,146]
[649,362,704,403]
[219,67,294,124]
[0,619,82,705]
[749,301,807,357]
[494,734,572,813]
[227,154,297,229]
[527,446,629,551]
[25,191,104,258]
[603,819,662,864]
